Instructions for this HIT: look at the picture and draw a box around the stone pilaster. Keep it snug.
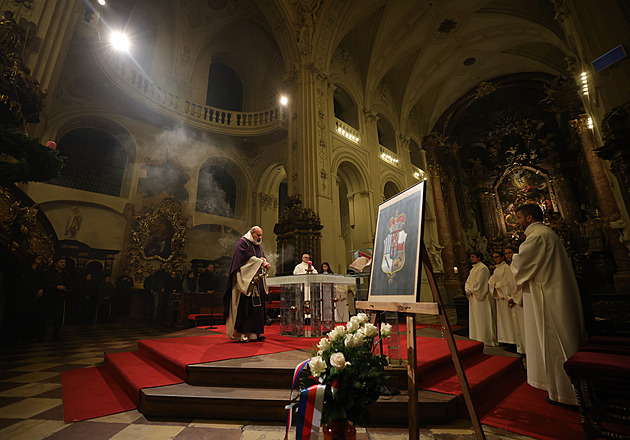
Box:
[443,174,469,283]
[422,134,458,286]
[571,115,630,291]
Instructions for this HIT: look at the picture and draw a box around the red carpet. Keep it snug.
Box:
[61,365,136,422]
[62,324,528,432]
[62,326,320,422]
[482,382,584,440]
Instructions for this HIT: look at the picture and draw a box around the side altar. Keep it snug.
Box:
[266,274,355,337]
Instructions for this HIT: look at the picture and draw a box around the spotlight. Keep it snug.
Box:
[280,96,288,106]
[110,31,130,52]
[98,0,106,5]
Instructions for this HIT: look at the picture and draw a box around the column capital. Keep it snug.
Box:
[362,108,378,125]
[569,114,590,134]
[421,132,448,153]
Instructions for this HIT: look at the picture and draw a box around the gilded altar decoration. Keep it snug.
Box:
[123,198,187,278]
[0,186,55,262]
[495,166,556,235]
[0,11,45,127]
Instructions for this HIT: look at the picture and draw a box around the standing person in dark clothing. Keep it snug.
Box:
[182,270,198,293]
[165,271,182,294]
[22,255,45,340]
[114,269,134,317]
[198,263,218,293]
[152,263,168,320]
[97,276,115,323]
[43,257,71,340]
[143,270,157,318]
[77,273,98,324]
[223,226,271,342]
[320,262,334,274]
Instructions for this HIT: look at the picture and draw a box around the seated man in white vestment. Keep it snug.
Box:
[511,204,586,406]
[465,251,497,346]
[293,254,318,274]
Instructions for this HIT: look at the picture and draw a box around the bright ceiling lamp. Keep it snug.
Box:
[110,31,130,52]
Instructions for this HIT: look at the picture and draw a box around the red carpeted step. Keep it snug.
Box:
[482,382,583,440]
[421,352,525,417]
[105,351,183,405]
[61,365,136,422]
[416,338,485,377]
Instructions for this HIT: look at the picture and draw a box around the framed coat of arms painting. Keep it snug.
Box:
[368,181,426,303]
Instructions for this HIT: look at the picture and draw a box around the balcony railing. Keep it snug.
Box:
[98,53,287,135]
[334,118,360,144]
[412,166,426,180]
[379,145,400,167]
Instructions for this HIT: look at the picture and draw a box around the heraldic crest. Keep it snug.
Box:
[382,210,407,280]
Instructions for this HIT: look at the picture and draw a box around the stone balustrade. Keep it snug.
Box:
[100,54,287,135]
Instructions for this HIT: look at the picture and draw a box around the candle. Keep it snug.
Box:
[453,266,458,274]
[307,261,312,271]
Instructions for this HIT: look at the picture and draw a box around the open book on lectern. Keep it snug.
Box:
[368,180,426,303]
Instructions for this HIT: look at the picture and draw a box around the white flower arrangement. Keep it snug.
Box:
[300,315,392,425]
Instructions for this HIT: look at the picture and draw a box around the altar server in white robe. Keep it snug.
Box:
[504,246,525,355]
[511,204,586,406]
[465,251,497,346]
[488,251,517,347]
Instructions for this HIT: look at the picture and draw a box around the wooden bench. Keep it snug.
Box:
[187,313,223,328]
[564,337,630,440]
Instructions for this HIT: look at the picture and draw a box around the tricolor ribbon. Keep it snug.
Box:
[285,359,341,440]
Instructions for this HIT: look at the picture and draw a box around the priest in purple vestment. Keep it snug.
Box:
[223,226,271,342]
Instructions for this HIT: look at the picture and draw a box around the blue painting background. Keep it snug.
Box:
[370,184,424,299]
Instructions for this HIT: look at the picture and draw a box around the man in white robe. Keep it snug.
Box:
[511,204,586,405]
[465,251,497,346]
[504,246,525,355]
[489,251,521,353]
[293,254,318,274]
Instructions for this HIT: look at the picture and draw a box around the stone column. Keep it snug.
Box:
[476,186,500,239]
[285,63,331,211]
[443,174,469,283]
[549,164,586,251]
[421,134,458,286]
[571,115,630,291]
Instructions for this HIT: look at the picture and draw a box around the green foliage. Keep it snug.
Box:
[0,126,64,184]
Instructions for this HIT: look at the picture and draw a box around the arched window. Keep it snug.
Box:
[196,165,237,217]
[384,181,400,200]
[333,87,359,129]
[206,62,243,111]
[409,139,424,169]
[51,128,127,196]
[377,117,397,153]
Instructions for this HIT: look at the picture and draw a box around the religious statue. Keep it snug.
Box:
[64,206,82,240]
[426,238,444,273]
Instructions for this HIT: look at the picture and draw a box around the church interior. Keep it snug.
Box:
[1,0,630,439]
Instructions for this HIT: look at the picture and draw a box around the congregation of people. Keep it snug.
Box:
[465,203,586,407]
[1,253,229,345]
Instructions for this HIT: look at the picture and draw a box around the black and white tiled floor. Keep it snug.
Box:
[0,317,536,440]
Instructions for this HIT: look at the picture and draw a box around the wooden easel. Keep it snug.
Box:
[356,243,486,440]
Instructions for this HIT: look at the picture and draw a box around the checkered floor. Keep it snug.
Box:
[0,317,535,440]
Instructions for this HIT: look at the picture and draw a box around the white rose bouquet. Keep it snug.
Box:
[299,313,392,425]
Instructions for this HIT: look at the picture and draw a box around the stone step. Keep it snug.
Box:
[139,383,459,425]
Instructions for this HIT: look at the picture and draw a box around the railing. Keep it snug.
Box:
[379,145,400,167]
[412,166,426,180]
[334,118,360,144]
[100,53,288,134]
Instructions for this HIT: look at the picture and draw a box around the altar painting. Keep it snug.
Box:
[496,167,555,234]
